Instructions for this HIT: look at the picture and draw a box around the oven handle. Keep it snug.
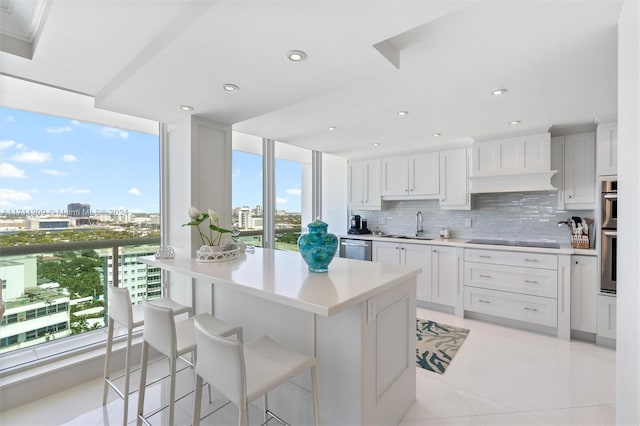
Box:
[603,230,617,237]
[603,194,618,199]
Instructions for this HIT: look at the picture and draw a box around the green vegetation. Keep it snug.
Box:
[38,251,103,299]
[1,227,160,246]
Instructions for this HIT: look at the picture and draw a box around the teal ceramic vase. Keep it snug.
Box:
[297,219,338,272]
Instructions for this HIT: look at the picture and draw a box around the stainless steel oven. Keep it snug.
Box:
[600,179,617,293]
[601,180,617,229]
[339,238,372,261]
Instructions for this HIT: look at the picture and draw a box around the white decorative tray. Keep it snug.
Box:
[196,246,241,263]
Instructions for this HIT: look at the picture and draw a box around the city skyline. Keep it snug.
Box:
[1,107,303,217]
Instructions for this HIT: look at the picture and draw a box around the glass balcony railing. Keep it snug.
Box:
[0,237,160,360]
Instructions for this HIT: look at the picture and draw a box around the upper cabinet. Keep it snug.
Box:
[597,121,617,177]
[469,132,557,193]
[552,132,596,210]
[348,159,381,210]
[439,148,471,210]
[381,153,439,199]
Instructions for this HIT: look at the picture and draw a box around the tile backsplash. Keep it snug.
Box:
[353,191,595,246]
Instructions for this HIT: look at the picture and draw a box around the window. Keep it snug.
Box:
[0,79,160,357]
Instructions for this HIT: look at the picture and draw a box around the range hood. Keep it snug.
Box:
[468,131,558,194]
[469,170,558,193]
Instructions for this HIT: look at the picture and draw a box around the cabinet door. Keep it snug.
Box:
[563,132,596,207]
[570,255,598,333]
[372,241,400,265]
[597,121,617,176]
[409,153,439,196]
[439,148,469,209]
[381,157,408,196]
[363,160,381,208]
[431,246,456,306]
[348,161,365,207]
[597,294,616,340]
[402,244,432,302]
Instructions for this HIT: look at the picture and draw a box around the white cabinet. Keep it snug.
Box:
[348,159,381,210]
[381,153,439,199]
[439,148,471,210]
[570,255,598,334]
[597,294,616,340]
[597,121,617,176]
[373,241,431,301]
[464,248,561,329]
[431,246,456,306]
[469,132,556,193]
[373,241,457,308]
[551,132,596,210]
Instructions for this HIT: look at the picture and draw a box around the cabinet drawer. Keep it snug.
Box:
[464,287,558,327]
[464,248,557,270]
[465,262,557,298]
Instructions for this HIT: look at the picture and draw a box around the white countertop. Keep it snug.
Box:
[340,234,597,256]
[139,248,420,317]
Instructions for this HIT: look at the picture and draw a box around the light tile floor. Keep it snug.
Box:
[0,307,616,426]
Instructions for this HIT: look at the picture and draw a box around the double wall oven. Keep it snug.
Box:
[600,179,617,293]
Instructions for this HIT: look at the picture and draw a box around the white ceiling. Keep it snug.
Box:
[0,0,622,160]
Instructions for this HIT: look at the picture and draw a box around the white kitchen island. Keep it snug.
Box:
[139,248,420,425]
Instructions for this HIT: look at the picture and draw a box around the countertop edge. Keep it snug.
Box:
[339,234,597,255]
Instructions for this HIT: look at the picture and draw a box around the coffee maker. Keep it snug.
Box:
[348,215,371,234]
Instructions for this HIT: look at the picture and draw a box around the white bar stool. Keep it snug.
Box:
[136,301,242,426]
[192,317,320,426]
[102,285,192,426]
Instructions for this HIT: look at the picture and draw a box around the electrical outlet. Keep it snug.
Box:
[464,218,472,227]
[379,215,386,225]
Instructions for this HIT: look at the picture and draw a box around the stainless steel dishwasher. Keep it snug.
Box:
[339,238,372,261]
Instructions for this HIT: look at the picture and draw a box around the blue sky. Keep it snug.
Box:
[1,106,301,215]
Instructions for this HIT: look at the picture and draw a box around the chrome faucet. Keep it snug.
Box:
[416,211,423,236]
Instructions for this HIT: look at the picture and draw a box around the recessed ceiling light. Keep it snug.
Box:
[397,111,409,116]
[372,143,380,147]
[509,120,521,125]
[492,88,508,96]
[222,83,239,92]
[178,105,194,111]
[328,126,337,131]
[287,50,307,62]
[432,133,442,137]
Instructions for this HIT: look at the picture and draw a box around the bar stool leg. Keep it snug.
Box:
[136,341,150,426]
[121,327,133,426]
[102,317,115,406]
[168,356,177,426]
[192,375,204,426]
[311,365,320,426]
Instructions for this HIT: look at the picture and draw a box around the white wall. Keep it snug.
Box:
[616,0,640,424]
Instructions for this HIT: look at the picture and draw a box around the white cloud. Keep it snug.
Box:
[128,187,142,196]
[0,140,16,150]
[102,127,129,139]
[56,188,91,194]
[12,150,52,163]
[0,188,32,206]
[42,169,68,176]
[46,126,72,134]
[63,154,77,162]
[232,169,241,179]
[71,120,88,127]
[276,197,287,204]
[6,116,14,122]
[286,188,302,195]
[0,162,26,178]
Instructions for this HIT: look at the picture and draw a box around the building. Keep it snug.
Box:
[0,257,71,353]
[67,203,90,218]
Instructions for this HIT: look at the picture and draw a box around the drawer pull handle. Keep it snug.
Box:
[479,274,491,278]
[478,299,491,304]
[524,307,538,312]
[524,259,539,262]
[524,280,539,284]
[479,255,491,258]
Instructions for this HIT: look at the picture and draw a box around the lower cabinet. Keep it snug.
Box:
[597,294,617,340]
[464,248,561,330]
[372,241,456,307]
[570,255,598,333]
